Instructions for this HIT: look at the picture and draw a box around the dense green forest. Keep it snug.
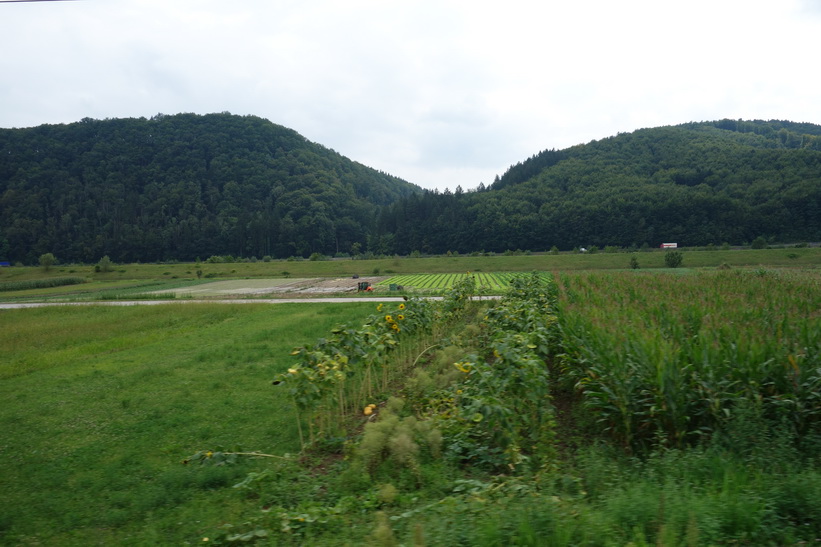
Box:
[0,113,419,263]
[1,116,820,263]
[375,119,821,254]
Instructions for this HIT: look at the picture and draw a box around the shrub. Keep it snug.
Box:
[39,252,56,271]
[664,250,684,268]
[96,255,113,273]
[751,236,768,249]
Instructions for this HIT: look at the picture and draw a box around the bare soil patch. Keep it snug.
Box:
[153,277,388,297]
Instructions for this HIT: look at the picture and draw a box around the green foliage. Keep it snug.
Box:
[0,276,86,292]
[96,255,113,273]
[374,120,821,254]
[0,113,419,264]
[557,270,821,451]
[353,400,443,481]
[273,298,436,443]
[751,235,768,249]
[38,252,55,271]
[421,274,559,472]
[664,250,683,268]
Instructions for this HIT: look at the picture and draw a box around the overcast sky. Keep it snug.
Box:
[2,0,820,191]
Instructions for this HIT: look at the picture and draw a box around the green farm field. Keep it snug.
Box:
[2,263,821,544]
[2,246,819,302]
[377,271,549,291]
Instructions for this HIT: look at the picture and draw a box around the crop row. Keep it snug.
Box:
[379,272,548,291]
[0,276,87,292]
[270,276,481,445]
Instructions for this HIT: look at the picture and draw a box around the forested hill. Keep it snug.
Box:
[373,119,821,254]
[0,113,420,263]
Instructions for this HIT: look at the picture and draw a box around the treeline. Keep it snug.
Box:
[0,113,419,263]
[373,120,821,254]
[2,116,820,264]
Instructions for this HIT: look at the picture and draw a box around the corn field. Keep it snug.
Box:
[556,269,821,451]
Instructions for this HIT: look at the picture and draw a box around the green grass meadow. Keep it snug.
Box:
[0,302,375,544]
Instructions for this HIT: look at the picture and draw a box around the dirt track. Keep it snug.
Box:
[0,294,502,310]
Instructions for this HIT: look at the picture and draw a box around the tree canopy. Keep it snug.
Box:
[0,113,420,263]
[374,119,821,254]
[1,116,819,263]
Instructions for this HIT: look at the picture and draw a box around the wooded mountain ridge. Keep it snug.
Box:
[373,119,821,255]
[0,113,419,263]
[1,114,819,263]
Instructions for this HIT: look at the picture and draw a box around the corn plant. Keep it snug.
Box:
[557,269,821,451]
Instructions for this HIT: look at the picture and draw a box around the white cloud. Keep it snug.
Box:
[1,0,819,190]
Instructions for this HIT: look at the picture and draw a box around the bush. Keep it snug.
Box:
[751,236,768,249]
[39,252,56,271]
[664,250,684,268]
[96,255,113,273]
